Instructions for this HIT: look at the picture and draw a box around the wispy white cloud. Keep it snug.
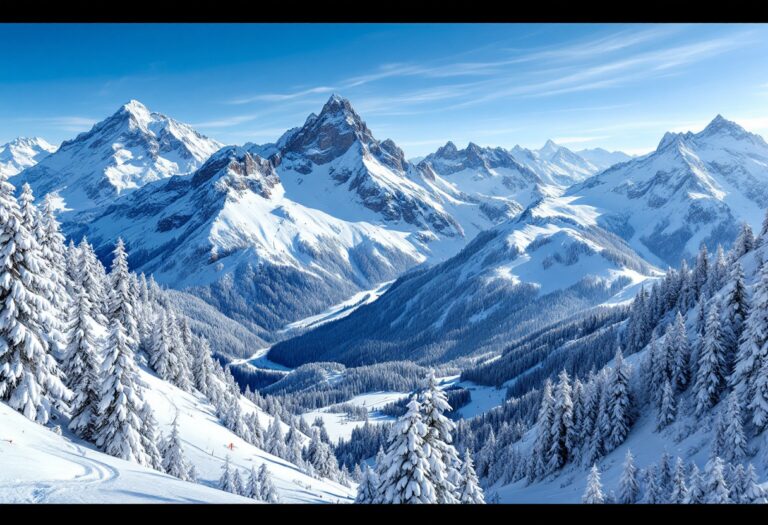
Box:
[19,116,98,129]
[226,86,335,105]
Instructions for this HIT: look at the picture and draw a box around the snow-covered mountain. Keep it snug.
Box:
[575,147,633,172]
[565,115,768,267]
[268,195,658,368]
[15,100,222,210]
[0,136,57,178]
[65,96,521,335]
[65,145,428,333]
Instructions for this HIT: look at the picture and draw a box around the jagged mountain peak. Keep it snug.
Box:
[190,145,279,198]
[0,136,57,178]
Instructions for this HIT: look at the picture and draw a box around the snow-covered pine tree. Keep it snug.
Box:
[685,464,705,504]
[742,464,767,503]
[669,457,688,504]
[732,260,768,406]
[548,369,575,472]
[618,449,640,504]
[266,414,286,459]
[582,464,604,504]
[244,465,261,500]
[731,222,755,261]
[721,261,748,378]
[0,175,69,424]
[420,371,461,502]
[668,312,690,392]
[161,417,192,481]
[705,457,731,504]
[532,379,556,478]
[38,194,69,357]
[457,448,484,504]
[285,424,304,466]
[571,378,585,462]
[658,451,673,497]
[94,318,148,465]
[232,468,244,496]
[78,238,108,325]
[65,240,80,296]
[64,284,101,440]
[167,312,193,391]
[219,455,237,494]
[192,338,215,397]
[139,402,164,472]
[107,238,138,347]
[695,302,727,415]
[355,465,380,504]
[150,311,175,381]
[750,355,768,432]
[657,379,677,430]
[258,464,279,503]
[643,465,662,504]
[723,391,747,464]
[607,349,631,451]
[728,463,746,503]
[693,243,709,300]
[377,396,437,504]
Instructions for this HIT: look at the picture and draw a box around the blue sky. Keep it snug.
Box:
[1,23,767,157]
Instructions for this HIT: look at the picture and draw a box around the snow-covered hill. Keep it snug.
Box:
[15,100,222,210]
[566,115,768,267]
[0,137,57,178]
[268,195,658,368]
[0,364,355,503]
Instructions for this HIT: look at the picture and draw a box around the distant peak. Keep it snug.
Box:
[541,139,560,151]
[434,141,459,158]
[121,99,150,113]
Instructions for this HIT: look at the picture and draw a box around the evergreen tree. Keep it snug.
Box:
[377,397,437,504]
[732,223,755,261]
[732,260,768,406]
[38,195,69,357]
[693,243,709,300]
[420,371,461,502]
[193,339,215,397]
[355,465,380,504]
[723,391,747,464]
[750,353,768,432]
[232,468,244,496]
[149,311,175,381]
[0,175,69,424]
[668,312,690,392]
[161,417,192,481]
[695,302,727,415]
[721,261,748,378]
[245,465,261,500]
[532,379,555,477]
[670,457,688,504]
[94,319,148,465]
[457,448,485,504]
[705,457,731,504]
[219,455,237,494]
[548,369,575,471]
[78,238,108,325]
[618,449,640,504]
[742,464,767,503]
[657,379,677,430]
[607,349,632,450]
[64,284,101,440]
[686,464,705,504]
[107,238,138,345]
[258,464,279,503]
[139,402,163,472]
[643,465,663,504]
[305,428,339,480]
[582,464,604,504]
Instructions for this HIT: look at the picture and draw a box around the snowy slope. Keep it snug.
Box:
[566,115,768,267]
[268,197,658,368]
[0,363,355,503]
[15,100,222,210]
[0,402,250,503]
[0,137,57,178]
